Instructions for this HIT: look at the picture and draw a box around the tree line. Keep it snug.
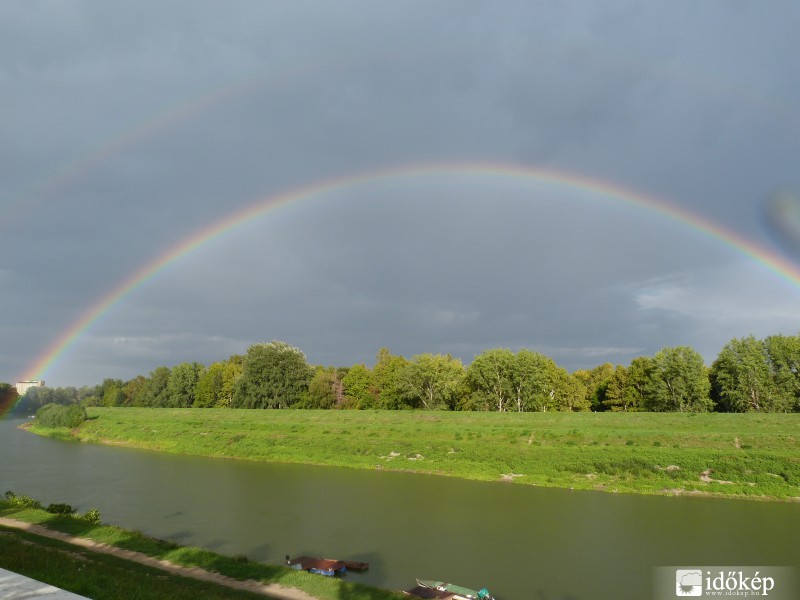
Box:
[6,334,800,415]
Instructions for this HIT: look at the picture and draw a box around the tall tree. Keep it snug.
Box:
[602,365,629,411]
[397,353,465,410]
[465,349,581,412]
[555,371,591,412]
[511,349,580,412]
[166,362,205,408]
[764,334,800,411]
[465,348,516,412]
[232,341,313,409]
[123,376,148,407]
[645,346,712,412]
[573,363,615,411]
[195,362,225,408]
[371,348,409,409]
[0,382,19,416]
[140,366,171,407]
[220,356,243,408]
[304,368,343,409]
[624,356,654,411]
[342,364,375,408]
[711,336,778,412]
[102,381,126,407]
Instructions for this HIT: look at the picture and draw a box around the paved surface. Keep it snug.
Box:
[0,568,91,600]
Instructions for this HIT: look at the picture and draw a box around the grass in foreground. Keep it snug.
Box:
[31,408,800,500]
[0,503,405,600]
[0,526,267,600]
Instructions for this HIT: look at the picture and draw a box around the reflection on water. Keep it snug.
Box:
[1,418,798,599]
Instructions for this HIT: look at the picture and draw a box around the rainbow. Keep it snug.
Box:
[0,60,324,232]
[18,162,800,384]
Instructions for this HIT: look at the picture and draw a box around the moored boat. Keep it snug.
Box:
[335,559,369,571]
[416,578,495,600]
[403,584,457,599]
[285,555,346,576]
[284,555,369,576]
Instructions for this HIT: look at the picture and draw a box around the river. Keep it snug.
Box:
[1,418,798,599]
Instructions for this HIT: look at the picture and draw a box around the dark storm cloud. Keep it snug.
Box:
[2,1,799,385]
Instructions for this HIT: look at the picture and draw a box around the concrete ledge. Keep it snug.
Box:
[0,568,91,599]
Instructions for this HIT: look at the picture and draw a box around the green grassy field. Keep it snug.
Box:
[0,503,405,600]
[31,408,800,500]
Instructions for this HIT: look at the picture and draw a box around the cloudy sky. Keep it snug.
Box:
[3,1,800,387]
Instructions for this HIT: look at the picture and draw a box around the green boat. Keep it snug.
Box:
[416,579,495,600]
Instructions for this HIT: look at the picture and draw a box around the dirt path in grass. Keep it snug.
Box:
[0,518,318,600]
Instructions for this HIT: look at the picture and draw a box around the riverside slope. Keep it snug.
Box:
[30,408,800,501]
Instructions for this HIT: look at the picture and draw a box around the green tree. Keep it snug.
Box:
[371,348,409,409]
[232,341,313,408]
[36,403,87,428]
[16,387,78,414]
[397,353,465,409]
[645,346,712,412]
[123,376,149,407]
[465,348,516,412]
[77,385,101,407]
[573,363,615,411]
[139,366,171,407]
[603,365,643,411]
[0,383,19,416]
[166,362,205,408]
[16,387,48,414]
[624,356,653,411]
[511,350,569,412]
[465,348,581,412]
[303,368,343,409]
[195,362,225,408]
[555,371,590,412]
[711,336,778,412]
[100,379,125,407]
[220,356,243,408]
[342,364,375,408]
[764,334,800,411]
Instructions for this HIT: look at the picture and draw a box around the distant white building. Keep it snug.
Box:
[15,380,45,395]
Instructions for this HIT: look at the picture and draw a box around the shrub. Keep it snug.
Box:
[81,508,101,524]
[5,491,100,523]
[4,491,43,509]
[35,403,87,428]
[46,503,74,516]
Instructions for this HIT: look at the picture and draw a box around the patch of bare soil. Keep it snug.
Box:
[699,469,734,485]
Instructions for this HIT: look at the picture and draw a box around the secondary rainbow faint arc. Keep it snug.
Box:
[20,162,800,382]
[0,59,325,231]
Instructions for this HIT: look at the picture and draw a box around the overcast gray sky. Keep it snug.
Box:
[3,1,800,387]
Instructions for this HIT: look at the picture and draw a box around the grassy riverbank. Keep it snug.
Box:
[0,525,266,600]
[31,408,800,500]
[0,502,405,600]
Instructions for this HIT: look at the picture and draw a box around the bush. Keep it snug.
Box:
[46,503,74,516]
[35,403,87,428]
[4,491,100,523]
[81,508,101,524]
[3,491,42,510]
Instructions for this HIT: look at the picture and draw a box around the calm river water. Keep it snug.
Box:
[1,418,798,599]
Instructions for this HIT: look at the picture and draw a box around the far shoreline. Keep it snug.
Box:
[21,408,800,503]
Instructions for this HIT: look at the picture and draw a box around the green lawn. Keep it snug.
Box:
[31,408,800,500]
